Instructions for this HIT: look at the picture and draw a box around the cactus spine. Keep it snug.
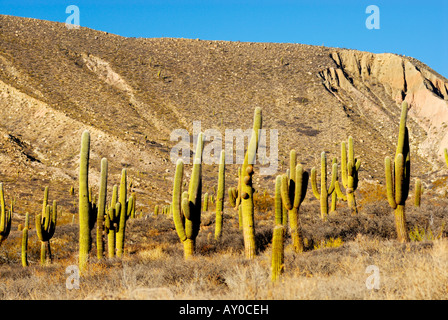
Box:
[311,152,337,220]
[240,107,262,259]
[340,136,361,215]
[385,101,410,243]
[96,158,108,260]
[172,133,204,259]
[215,150,225,241]
[79,130,91,271]
[36,200,57,265]
[0,183,11,245]
[280,151,308,253]
[271,225,285,282]
[21,212,29,267]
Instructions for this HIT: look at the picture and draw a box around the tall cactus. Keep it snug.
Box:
[311,152,337,220]
[0,183,11,245]
[21,212,29,267]
[116,168,130,258]
[36,200,57,265]
[240,107,262,259]
[78,130,91,271]
[340,136,361,215]
[172,133,204,259]
[215,150,225,241]
[280,150,308,253]
[96,158,108,260]
[385,101,410,243]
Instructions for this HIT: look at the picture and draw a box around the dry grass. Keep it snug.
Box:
[0,195,447,300]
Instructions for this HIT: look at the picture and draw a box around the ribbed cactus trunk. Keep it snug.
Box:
[96,158,108,260]
[271,225,285,282]
[116,169,127,258]
[79,130,91,271]
[311,152,337,221]
[385,101,410,243]
[21,212,29,267]
[215,150,225,241]
[241,107,262,259]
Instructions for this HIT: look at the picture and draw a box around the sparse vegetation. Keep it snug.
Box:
[0,15,447,301]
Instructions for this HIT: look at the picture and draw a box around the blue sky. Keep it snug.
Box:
[1,0,447,78]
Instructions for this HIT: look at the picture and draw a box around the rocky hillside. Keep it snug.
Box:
[0,14,447,214]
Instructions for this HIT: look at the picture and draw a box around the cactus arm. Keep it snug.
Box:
[335,180,347,201]
[327,162,338,195]
[310,168,321,200]
[385,157,397,209]
[280,174,292,211]
[172,159,187,242]
[293,164,306,208]
[396,101,408,157]
[274,176,283,225]
[341,141,348,188]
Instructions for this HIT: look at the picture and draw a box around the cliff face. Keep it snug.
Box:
[0,14,447,210]
[320,50,448,168]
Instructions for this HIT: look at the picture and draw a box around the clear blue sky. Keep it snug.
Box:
[1,0,447,78]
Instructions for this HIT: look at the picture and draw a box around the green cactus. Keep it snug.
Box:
[96,158,108,260]
[116,169,130,258]
[311,152,337,221]
[172,133,204,259]
[35,200,57,265]
[330,157,347,213]
[79,130,92,271]
[105,202,121,258]
[414,178,423,207]
[130,192,136,219]
[274,176,283,226]
[339,136,361,215]
[280,151,308,253]
[215,150,225,241]
[21,212,29,267]
[203,193,209,212]
[228,187,237,207]
[240,107,262,259]
[154,205,159,216]
[0,183,12,245]
[270,225,285,282]
[385,101,410,243]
